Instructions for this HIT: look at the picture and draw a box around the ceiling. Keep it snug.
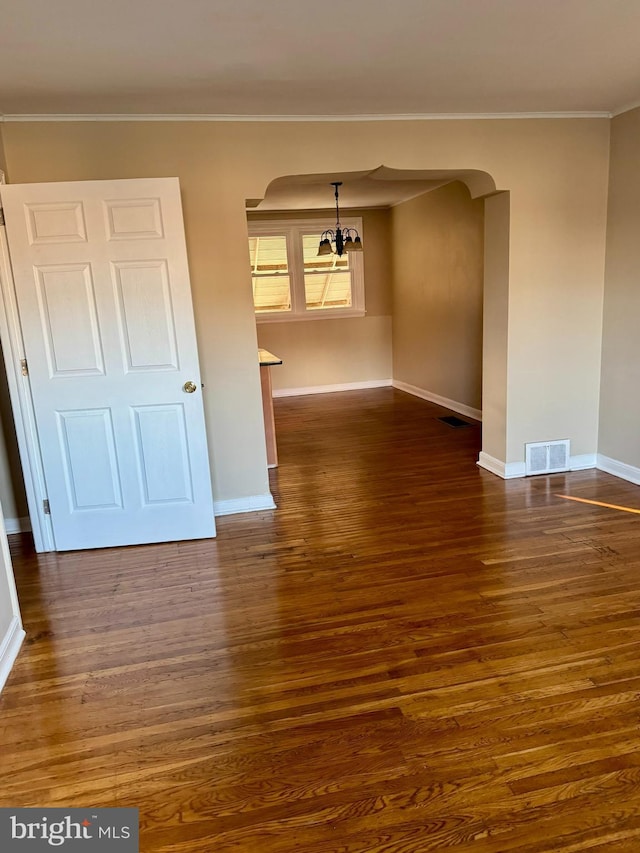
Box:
[248,168,492,211]
[1,0,639,117]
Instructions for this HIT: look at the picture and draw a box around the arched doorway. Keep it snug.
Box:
[245,166,508,474]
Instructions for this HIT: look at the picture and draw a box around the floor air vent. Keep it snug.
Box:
[525,439,570,475]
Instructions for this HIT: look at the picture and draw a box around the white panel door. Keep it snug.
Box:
[1,178,216,550]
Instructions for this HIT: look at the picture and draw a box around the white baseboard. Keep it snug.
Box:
[273,379,392,398]
[479,451,597,480]
[214,493,277,516]
[597,454,640,485]
[571,453,597,471]
[477,452,525,479]
[0,616,25,694]
[4,517,31,535]
[392,380,482,422]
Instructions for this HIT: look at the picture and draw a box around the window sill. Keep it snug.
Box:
[256,309,366,324]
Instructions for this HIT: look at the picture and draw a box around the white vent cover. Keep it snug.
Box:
[525,439,570,475]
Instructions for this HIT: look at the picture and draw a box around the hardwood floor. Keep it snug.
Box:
[3,387,640,851]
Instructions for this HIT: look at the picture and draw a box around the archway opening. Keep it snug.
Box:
[246,165,507,474]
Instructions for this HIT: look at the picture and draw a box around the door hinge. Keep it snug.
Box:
[43,499,50,515]
[20,358,28,376]
[0,208,5,226]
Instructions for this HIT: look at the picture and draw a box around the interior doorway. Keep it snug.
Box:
[244,166,503,467]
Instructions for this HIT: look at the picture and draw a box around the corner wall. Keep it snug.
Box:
[0,127,29,528]
[599,106,640,480]
[390,181,484,415]
[0,508,24,691]
[481,191,511,464]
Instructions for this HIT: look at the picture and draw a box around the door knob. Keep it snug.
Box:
[183,381,197,393]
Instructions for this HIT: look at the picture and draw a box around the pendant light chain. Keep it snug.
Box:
[317,181,364,258]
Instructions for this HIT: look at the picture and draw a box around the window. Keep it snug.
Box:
[248,218,365,321]
[248,234,291,313]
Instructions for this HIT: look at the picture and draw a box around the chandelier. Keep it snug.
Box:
[317,182,363,257]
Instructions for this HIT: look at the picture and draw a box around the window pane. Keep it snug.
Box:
[249,235,292,313]
[304,271,352,310]
[249,235,289,273]
[302,234,352,310]
[253,276,292,312]
[302,234,350,272]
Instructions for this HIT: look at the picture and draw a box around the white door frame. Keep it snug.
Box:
[0,222,55,552]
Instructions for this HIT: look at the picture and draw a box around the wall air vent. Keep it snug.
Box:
[525,439,570,475]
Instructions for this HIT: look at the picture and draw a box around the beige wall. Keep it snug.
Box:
[502,126,608,463]
[599,107,640,468]
[0,510,23,690]
[0,117,610,511]
[0,134,29,523]
[250,207,392,391]
[0,520,18,634]
[0,353,27,522]
[0,568,15,647]
[482,192,511,461]
[391,181,484,411]
[0,131,6,178]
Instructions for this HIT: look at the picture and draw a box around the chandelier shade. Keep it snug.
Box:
[317,182,364,257]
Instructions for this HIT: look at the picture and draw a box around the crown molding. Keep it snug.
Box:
[0,111,612,123]
[610,99,640,118]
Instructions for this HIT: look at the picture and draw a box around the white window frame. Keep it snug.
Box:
[248,217,365,323]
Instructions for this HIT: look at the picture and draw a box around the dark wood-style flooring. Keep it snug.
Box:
[2,388,640,851]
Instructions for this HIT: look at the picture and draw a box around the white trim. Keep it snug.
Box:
[477,452,506,478]
[392,380,482,421]
[0,225,54,552]
[273,379,392,398]
[0,616,25,694]
[597,454,640,485]
[214,493,276,516]
[570,453,597,471]
[257,309,366,324]
[477,452,526,479]
[249,217,365,322]
[3,517,31,535]
[0,112,612,123]
[479,451,598,480]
